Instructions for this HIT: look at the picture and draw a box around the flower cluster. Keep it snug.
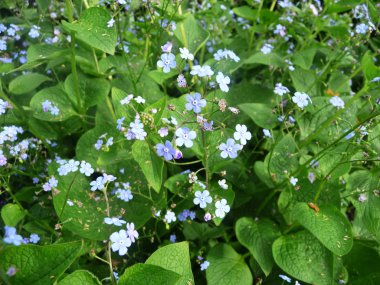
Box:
[109,222,138,256]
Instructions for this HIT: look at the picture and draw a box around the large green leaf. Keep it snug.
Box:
[118,264,182,285]
[235,217,281,276]
[206,243,253,285]
[1,203,26,227]
[174,14,209,55]
[132,140,164,193]
[244,52,284,67]
[0,241,82,285]
[292,203,353,256]
[272,231,334,285]
[292,48,317,70]
[30,86,76,122]
[290,68,319,97]
[145,242,194,284]
[239,103,277,129]
[58,270,101,285]
[63,7,117,54]
[9,73,51,95]
[267,134,298,184]
[51,166,156,240]
[64,74,110,109]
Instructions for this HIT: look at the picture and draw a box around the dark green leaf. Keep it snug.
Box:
[0,241,82,285]
[236,217,281,276]
[206,243,253,285]
[9,73,50,95]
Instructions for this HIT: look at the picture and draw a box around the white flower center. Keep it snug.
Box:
[227,147,232,152]
[163,147,169,153]
[192,100,198,106]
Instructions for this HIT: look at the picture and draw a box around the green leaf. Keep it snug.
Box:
[361,51,380,83]
[51,167,156,240]
[1,203,26,227]
[344,242,380,284]
[239,103,278,129]
[64,74,110,109]
[58,270,101,285]
[9,73,50,95]
[174,14,209,55]
[0,241,82,285]
[292,48,317,70]
[118,264,182,285]
[63,7,117,54]
[244,52,284,67]
[183,222,223,242]
[236,217,281,276]
[132,140,164,193]
[272,230,334,285]
[206,243,253,285]
[267,134,298,183]
[145,242,194,284]
[290,68,319,97]
[30,86,76,122]
[232,6,257,21]
[292,203,353,256]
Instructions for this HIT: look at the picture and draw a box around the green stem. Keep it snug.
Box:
[65,0,83,113]
[102,188,115,285]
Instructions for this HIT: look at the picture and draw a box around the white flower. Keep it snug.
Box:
[233,124,252,145]
[274,83,290,96]
[134,96,145,104]
[263,129,272,138]
[164,210,177,223]
[216,72,230,92]
[329,97,345,109]
[215,199,230,218]
[218,179,228,190]
[126,222,139,243]
[80,161,94,176]
[292,92,312,109]
[104,217,126,226]
[261,43,273,54]
[290,176,298,186]
[179,47,194,60]
[121,94,134,105]
[107,18,115,28]
[358,193,367,202]
[110,230,131,256]
[190,65,214,77]
[193,190,212,208]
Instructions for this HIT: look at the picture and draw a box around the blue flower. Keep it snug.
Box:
[110,230,131,256]
[29,233,40,244]
[157,53,176,73]
[175,127,197,148]
[185,93,206,114]
[219,139,241,158]
[90,176,106,191]
[156,141,177,161]
[3,226,23,246]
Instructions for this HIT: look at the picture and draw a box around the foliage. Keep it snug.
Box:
[0,0,380,284]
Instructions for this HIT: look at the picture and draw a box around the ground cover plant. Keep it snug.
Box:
[0,0,380,284]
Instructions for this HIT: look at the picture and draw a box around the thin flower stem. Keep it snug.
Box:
[102,188,115,285]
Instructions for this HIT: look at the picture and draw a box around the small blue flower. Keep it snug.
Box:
[185,93,206,114]
[29,233,40,244]
[3,226,23,246]
[175,127,197,148]
[156,141,177,161]
[90,176,105,191]
[157,53,176,73]
[219,139,241,158]
[169,234,176,243]
[200,261,210,271]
